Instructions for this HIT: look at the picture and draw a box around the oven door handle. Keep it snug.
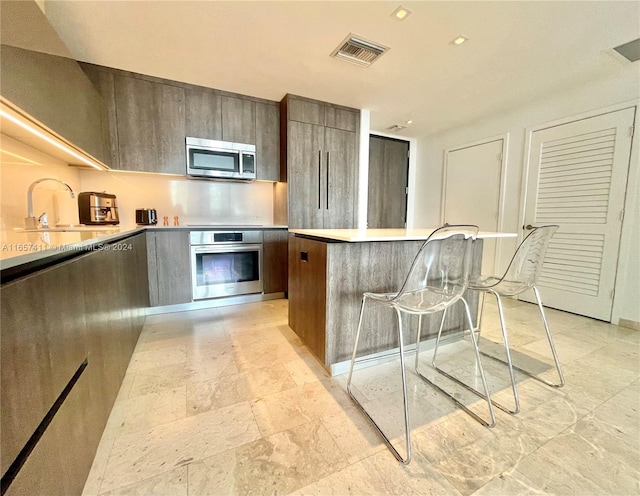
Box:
[192,244,263,255]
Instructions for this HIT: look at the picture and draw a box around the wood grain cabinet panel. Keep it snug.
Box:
[185,88,222,140]
[283,95,360,229]
[324,127,357,228]
[288,236,327,362]
[0,258,88,478]
[0,234,148,493]
[255,102,280,181]
[150,231,192,306]
[263,230,288,294]
[0,46,107,165]
[113,75,186,174]
[222,96,256,144]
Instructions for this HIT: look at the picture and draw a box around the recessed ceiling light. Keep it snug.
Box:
[391,6,412,21]
[406,120,413,125]
[451,35,469,46]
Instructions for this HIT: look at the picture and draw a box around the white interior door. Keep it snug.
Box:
[443,138,504,275]
[522,107,635,321]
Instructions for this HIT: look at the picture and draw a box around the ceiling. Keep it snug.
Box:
[34,1,640,137]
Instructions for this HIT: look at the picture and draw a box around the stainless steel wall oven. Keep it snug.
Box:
[190,231,263,300]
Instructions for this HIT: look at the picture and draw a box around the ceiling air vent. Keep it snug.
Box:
[331,34,389,67]
[386,124,407,132]
[613,38,640,62]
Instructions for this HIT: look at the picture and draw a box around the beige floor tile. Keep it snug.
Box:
[105,386,187,437]
[516,431,639,495]
[186,362,297,415]
[100,401,260,493]
[470,469,548,496]
[187,420,349,495]
[83,298,640,496]
[98,467,187,496]
[292,449,427,496]
[128,345,187,372]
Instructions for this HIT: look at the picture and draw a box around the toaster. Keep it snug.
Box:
[78,192,120,225]
[136,208,157,225]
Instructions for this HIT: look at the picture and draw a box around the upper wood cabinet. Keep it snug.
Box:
[255,102,281,181]
[1,46,107,165]
[113,75,186,174]
[282,95,359,229]
[185,88,222,141]
[80,63,281,180]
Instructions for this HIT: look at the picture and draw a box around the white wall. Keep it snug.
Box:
[0,134,82,229]
[78,170,274,227]
[412,63,640,325]
[0,134,275,230]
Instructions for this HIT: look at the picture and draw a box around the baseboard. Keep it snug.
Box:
[619,318,640,331]
[146,292,286,315]
[328,331,465,377]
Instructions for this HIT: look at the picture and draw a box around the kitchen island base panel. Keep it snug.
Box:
[288,236,482,368]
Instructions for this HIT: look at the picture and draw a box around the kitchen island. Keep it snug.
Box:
[288,228,516,374]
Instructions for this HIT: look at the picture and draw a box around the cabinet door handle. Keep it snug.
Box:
[318,150,322,209]
[326,151,330,210]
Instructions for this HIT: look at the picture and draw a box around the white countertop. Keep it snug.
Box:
[1,224,288,271]
[288,228,518,242]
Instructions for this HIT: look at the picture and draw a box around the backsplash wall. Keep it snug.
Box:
[0,134,82,229]
[78,170,275,226]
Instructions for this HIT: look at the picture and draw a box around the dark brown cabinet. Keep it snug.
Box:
[1,234,148,495]
[263,230,289,294]
[185,88,222,141]
[256,102,281,181]
[282,95,359,229]
[222,96,255,144]
[113,75,186,174]
[147,230,192,307]
[81,63,281,180]
[0,45,107,165]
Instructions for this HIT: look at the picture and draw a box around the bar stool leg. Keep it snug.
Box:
[347,298,412,464]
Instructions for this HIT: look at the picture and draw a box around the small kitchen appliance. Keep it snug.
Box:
[78,192,120,225]
[135,208,157,225]
[186,137,256,181]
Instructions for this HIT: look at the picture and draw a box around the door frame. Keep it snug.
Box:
[441,133,510,270]
[519,100,639,324]
[368,131,416,228]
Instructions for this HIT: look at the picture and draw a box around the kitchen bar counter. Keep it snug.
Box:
[288,228,516,374]
[289,227,516,242]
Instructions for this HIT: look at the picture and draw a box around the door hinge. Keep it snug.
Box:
[407,150,410,158]
[620,209,625,221]
[497,152,503,161]
[610,289,615,300]
[629,126,635,138]
[405,186,409,195]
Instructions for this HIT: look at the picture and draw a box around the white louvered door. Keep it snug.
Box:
[522,107,635,320]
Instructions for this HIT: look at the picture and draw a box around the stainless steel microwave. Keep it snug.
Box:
[186,137,256,181]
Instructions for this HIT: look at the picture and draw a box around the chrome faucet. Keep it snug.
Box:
[25,178,76,229]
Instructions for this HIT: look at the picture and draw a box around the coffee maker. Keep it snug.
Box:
[78,192,120,225]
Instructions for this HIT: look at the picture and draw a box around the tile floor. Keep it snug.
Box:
[82,298,639,496]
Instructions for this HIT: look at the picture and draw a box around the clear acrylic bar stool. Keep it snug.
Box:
[347,225,496,465]
[467,224,565,414]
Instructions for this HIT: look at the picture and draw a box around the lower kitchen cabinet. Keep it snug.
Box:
[263,230,289,294]
[147,230,192,306]
[288,235,327,362]
[0,234,148,495]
